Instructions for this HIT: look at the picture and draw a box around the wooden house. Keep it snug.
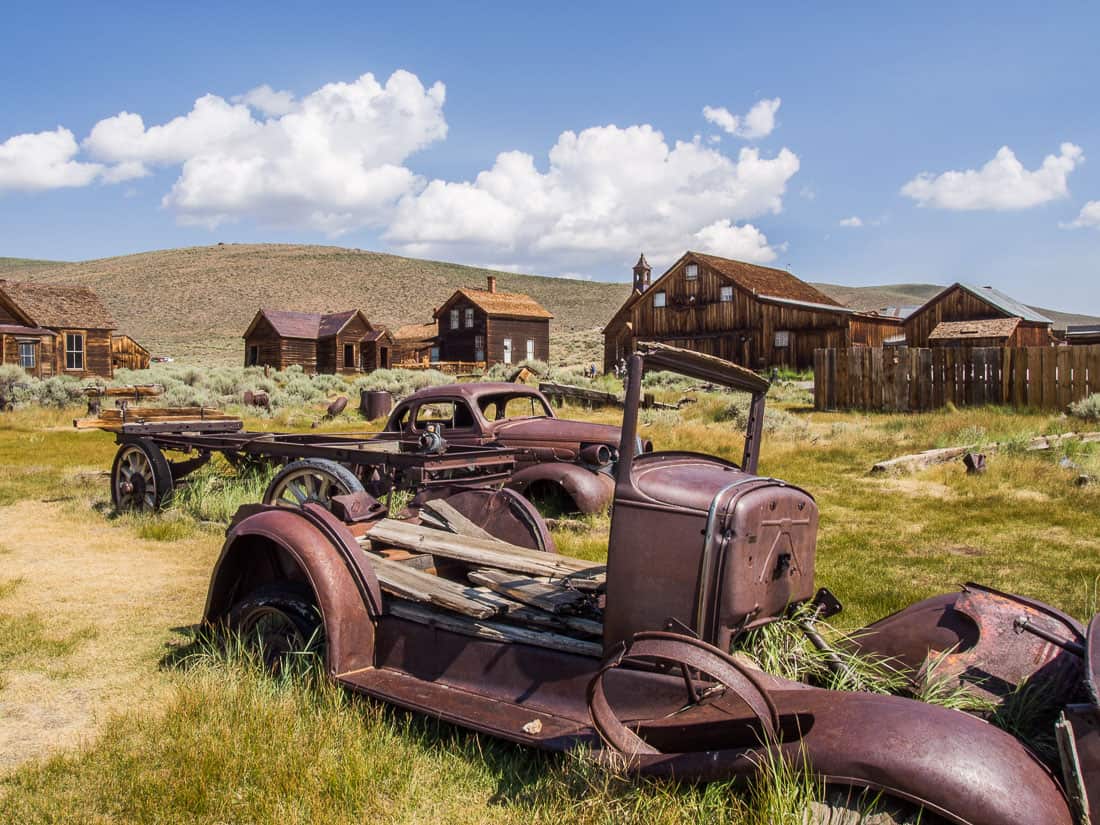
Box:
[903,283,1053,348]
[392,323,439,366]
[603,251,893,371]
[435,276,552,366]
[0,279,117,379]
[243,309,393,374]
[111,335,151,371]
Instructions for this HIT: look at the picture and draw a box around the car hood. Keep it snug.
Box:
[491,417,623,445]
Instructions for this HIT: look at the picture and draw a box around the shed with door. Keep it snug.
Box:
[434,276,552,367]
[243,308,393,374]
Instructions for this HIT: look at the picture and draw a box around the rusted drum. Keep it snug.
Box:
[360,389,393,421]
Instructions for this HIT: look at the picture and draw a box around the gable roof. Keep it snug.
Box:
[957,283,1052,324]
[245,308,372,340]
[929,317,1021,340]
[690,252,842,306]
[441,287,553,320]
[393,322,438,342]
[0,279,116,329]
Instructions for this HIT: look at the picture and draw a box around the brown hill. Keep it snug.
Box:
[1,244,631,364]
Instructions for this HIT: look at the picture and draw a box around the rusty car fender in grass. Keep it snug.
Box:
[505,462,615,514]
[203,503,382,677]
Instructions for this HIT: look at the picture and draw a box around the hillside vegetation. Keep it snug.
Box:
[2,245,630,365]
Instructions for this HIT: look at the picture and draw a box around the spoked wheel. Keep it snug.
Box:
[227,583,322,672]
[262,458,364,510]
[111,439,173,512]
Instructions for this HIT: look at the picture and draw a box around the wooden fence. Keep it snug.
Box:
[814,345,1100,412]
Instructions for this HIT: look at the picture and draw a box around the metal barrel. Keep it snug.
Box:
[359,389,393,421]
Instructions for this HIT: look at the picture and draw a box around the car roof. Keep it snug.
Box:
[402,382,544,403]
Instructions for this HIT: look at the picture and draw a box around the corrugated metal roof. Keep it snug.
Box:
[928,317,1021,340]
[1067,324,1100,337]
[757,294,855,314]
[958,283,1052,324]
[877,305,921,319]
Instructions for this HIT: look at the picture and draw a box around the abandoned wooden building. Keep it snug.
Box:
[111,334,151,371]
[243,309,393,374]
[435,276,552,366]
[1066,325,1100,346]
[0,278,118,379]
[602,252,900,371]
[391,323,439,366]
[903,283,1053,348]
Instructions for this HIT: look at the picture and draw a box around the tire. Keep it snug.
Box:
[262,458,364,511]
[111,439,173,512]
[227,582,323,671]
[808,789,948,825]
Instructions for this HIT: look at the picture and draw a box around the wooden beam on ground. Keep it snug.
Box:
[871,432,1100,474]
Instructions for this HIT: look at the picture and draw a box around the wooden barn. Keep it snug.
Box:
[603,252,896,371]
[243,309,393,374]
[392,323,439,366]
[435,276,552,366]
[903,283,1053,348]
[111,335,151,371]
[0,279,117,379]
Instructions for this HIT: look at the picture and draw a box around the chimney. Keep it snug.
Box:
[487,275,497,293]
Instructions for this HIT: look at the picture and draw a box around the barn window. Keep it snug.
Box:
[684,263,698,280]
[450,309,460,329]
[474,335,485,361]
[774,331,790,348]
[503,338,513,364]
[65,333,85,370]
[720,285,733,302]
[464,308,474,328]
[526,339,535,361]
[18,341,36,369]
[653,291,666,308]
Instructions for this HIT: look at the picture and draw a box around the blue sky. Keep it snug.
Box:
[2,1,1099,312]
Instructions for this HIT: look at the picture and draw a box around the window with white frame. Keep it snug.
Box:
[18,340,35,369]
[464,308,474,328]
[684,263,698,280]
[774,331,790,348]
[526,339,535,361]
[503,338,513,364]
[653,291,666,308]
[450,308,460,330]
[720,285,733,302]
[65,333,85,370]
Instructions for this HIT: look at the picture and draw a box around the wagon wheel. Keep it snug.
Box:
[262,459,364,511]
[111,439,173,512]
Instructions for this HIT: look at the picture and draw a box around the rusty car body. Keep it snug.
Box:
[382,382,641,513]
[202,343,1099,825]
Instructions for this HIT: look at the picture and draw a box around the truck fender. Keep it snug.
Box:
[203,503,382,676]
[506,463,615,514]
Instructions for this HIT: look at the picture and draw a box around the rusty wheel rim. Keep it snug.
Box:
[115,446,157,511]
[268,467,352,509]
[240,606,308,670]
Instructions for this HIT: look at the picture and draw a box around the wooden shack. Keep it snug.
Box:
[111,335,151,371]
[903,283,1053,348]
[392,323,439,366]
[435,276,552,366]
[603,251,883,371]
[0,279,116,379]
[243,309,393,374]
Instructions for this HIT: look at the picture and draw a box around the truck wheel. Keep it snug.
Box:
[111,439,173,512]
[808,790,947,824]
[263,459,364,511]
[227,583,322,671]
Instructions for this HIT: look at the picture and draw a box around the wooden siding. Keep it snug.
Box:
[904,285,1052,348]
[605,255,850,371]
[486,317,550,365]
[243,315,288,370]
[437,301,489,362]
[850,315,904,348]
[1,332,57,378]
[111,335,150,371]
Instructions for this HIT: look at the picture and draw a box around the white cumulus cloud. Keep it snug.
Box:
[233,84,296,117]
[692,220,779,263]
[0,127,104,191]
[702,98,781,140]
[1062,200,1100,230]
[385,124,799,271]
[901,143,1084,210]
[839,216,863,227]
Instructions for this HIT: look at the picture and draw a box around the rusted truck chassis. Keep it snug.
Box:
[203,344,1099,825]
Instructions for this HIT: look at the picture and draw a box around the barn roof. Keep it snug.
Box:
[690,252,842,306]
[393,322,438,341]
[248,308,372,340]
[957,283,1052,324]
[877,305,921,319]
[1067,325,1100,340]
[0,279,116,329]
[444,287,554,320]
[928,317,1021,341]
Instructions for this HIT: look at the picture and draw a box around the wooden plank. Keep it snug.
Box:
[930,348,945,409]
[814,349,825,410]
[1017,347,1032,408]
[467,569,588,614]
[367,554,500,619]
[871,347,884,411]
[894,347,909,413]
[1089,345,1100,397]
[836,347,848,410]
[387,600,602,658]
[419,499,497,541]
[1041,347,1058,410]
[826,347,838,410]
[364,519,604,579]
[1057,347,1073,411]
[919,349,933,411]
[1071,345,1088,403]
